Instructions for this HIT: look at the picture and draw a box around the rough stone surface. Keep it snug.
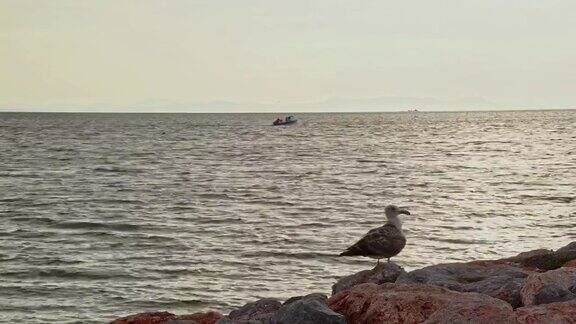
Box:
[332,261,406,295]
[554,242,576,268]
[499,242,576,271]
[521,267,576,306]
[327,283,515,324]
[216,298,281,324]
[283,293,327,305]
[396,262,528,307]
[110,311,176,324]
[557,242,576,255]
[563,259,576,268]
[505,249,555,268]
[474,242,576,272]
[515,299,576,324]
[533,283,576,305]
[272,295,345,324]
[171,311,223,324]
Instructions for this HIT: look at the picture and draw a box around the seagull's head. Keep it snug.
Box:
[385,205,411,219]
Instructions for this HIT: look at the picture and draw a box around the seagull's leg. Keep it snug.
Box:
[377,259,380,266]
[387,258,390,263]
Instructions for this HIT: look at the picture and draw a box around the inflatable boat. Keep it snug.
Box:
[272,116,297,126]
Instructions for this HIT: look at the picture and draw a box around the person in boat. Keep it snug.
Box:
[274,117,282,124]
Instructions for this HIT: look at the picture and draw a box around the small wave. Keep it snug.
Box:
[0,197,25,202]
[48,147,76,152]
[430,237,489,245]
[356,159,386,164]
[196,193,232,200]
[195,217,244,224]
[93,198,146,205]
[294,171,321,178]
[282,222,331,228]
[131,151,157,157]
[518,195,574,203]
[2,268,140,280]
[61,198,145,205]
[0,253,18,262]
[140,234,179,242]
[147,267,213,276]
[27,257,84,266]
[93,167,146,174]
[353,169,378,174]
[295,206,330,212]
[435,225,476,230]
[0,172,39,178]
[1,228,56,239]
[10,216,56,224]
[240,250,335,259]
[244,199,295,206]
[52,221,141,232]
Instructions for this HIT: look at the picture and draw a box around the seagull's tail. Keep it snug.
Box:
[339,246,362,256]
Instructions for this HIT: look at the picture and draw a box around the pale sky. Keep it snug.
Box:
[1,0,575,112]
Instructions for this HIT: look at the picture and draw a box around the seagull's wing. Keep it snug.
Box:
[339,224,405,257]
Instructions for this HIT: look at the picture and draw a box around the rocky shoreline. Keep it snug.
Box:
[111,242,576,323]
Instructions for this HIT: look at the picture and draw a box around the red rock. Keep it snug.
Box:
[516,299,576,323]
[396,262,529,307]
[110,311,176,324]
[174,311,222,324]
[327,283,515,324]
[521,267,576,306]
[470,259,543,273]
[332,262,405,295]
[563,260,576,268]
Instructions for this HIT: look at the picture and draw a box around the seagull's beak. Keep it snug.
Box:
[399,209,411,215]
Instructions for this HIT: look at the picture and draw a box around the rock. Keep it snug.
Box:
[327,283,515,324]
[216,298,281,324]
[511,249,555,261]
[272,295,345,324]
[521,267,576,306]
[396,262,528,307]
[503,249,556,270]
[553,242,576,268]
[169,311,223,324]
[563,259,576,268]
[556,242,576,255]
[283,293,327,305]
[532,283,576,305]
[332,261,406,295]
[476,242,576,272]
[215,319,232,324]
[500,242,576,271]
[110,311,176,324]
[515,299,576,323]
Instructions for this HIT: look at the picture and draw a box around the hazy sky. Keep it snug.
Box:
[1,0,575,112]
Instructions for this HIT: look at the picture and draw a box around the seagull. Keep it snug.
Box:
[339,205,410,265]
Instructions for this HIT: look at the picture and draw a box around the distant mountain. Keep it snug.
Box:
[131,95,498,112]
[282,96,498,112]
[0,96,524,113]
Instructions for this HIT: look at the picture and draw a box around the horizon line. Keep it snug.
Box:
[0,107,574,114]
